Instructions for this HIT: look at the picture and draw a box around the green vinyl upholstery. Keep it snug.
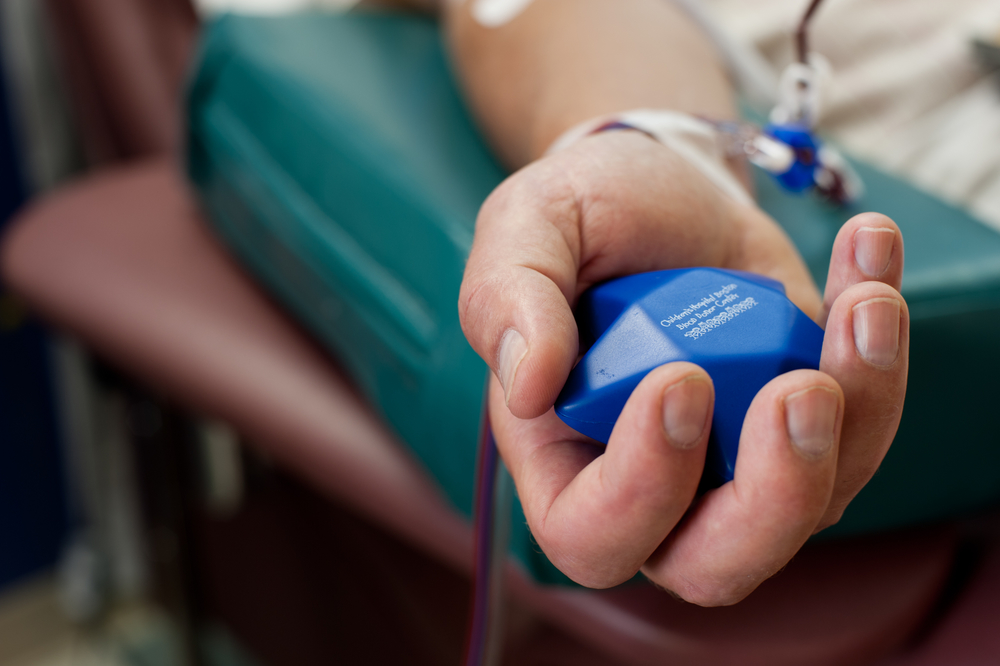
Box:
[187,12,1000,584]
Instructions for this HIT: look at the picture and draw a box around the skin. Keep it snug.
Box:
[392,0,909,605]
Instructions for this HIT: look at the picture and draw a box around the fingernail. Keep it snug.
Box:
[854,227,895,278]
[497,328,528,404]
[853,298,901,367]
[785,387,839,459]
[662,376,712,449]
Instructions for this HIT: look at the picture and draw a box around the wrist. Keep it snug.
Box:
[545,109,754,207]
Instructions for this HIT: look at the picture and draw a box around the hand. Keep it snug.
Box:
[459,130,908,605]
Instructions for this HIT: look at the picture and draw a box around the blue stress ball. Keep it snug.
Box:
[555,268,824,484]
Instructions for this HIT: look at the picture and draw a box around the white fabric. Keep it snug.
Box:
[546,109,754,207]
[669,0,779,111]
[701,0,1000,231]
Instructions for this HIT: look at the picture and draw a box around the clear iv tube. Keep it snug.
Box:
[463,381,509,666]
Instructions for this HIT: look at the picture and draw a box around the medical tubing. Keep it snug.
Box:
[485,442,513,666]
[463,390,499,666]
[795,0,825,64]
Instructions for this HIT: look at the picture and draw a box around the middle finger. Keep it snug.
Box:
[494,362,714,588]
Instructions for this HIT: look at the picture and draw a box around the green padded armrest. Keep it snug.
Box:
[188,12,1000,584]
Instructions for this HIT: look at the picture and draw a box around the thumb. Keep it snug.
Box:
[459,172,580,418]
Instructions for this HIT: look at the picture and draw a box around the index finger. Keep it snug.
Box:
[459,133,745,419]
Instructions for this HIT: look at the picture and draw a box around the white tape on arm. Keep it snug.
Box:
[546,109,754,207]
[466,0,536,26]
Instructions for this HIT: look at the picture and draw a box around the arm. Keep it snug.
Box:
[444,0,735,167]
[442,0,908,604]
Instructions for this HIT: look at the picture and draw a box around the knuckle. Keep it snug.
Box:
[533,525,639,590]
[839,465,879,496]
[456,274,485,329]
[557,558,634,590]
[815,506,845,533]
[567,568,629,590]
[484,160,575,217]
[671,577,756,607]
[766,473,833,520]
[745,482,829,530]
[478,175,518,219]
[784,488,830,523]
[458,273,508,351]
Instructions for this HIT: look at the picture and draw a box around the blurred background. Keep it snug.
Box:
[1,1,999,665]
[0,3,439,666]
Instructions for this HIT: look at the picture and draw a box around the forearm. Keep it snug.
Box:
[443,0,737,168]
